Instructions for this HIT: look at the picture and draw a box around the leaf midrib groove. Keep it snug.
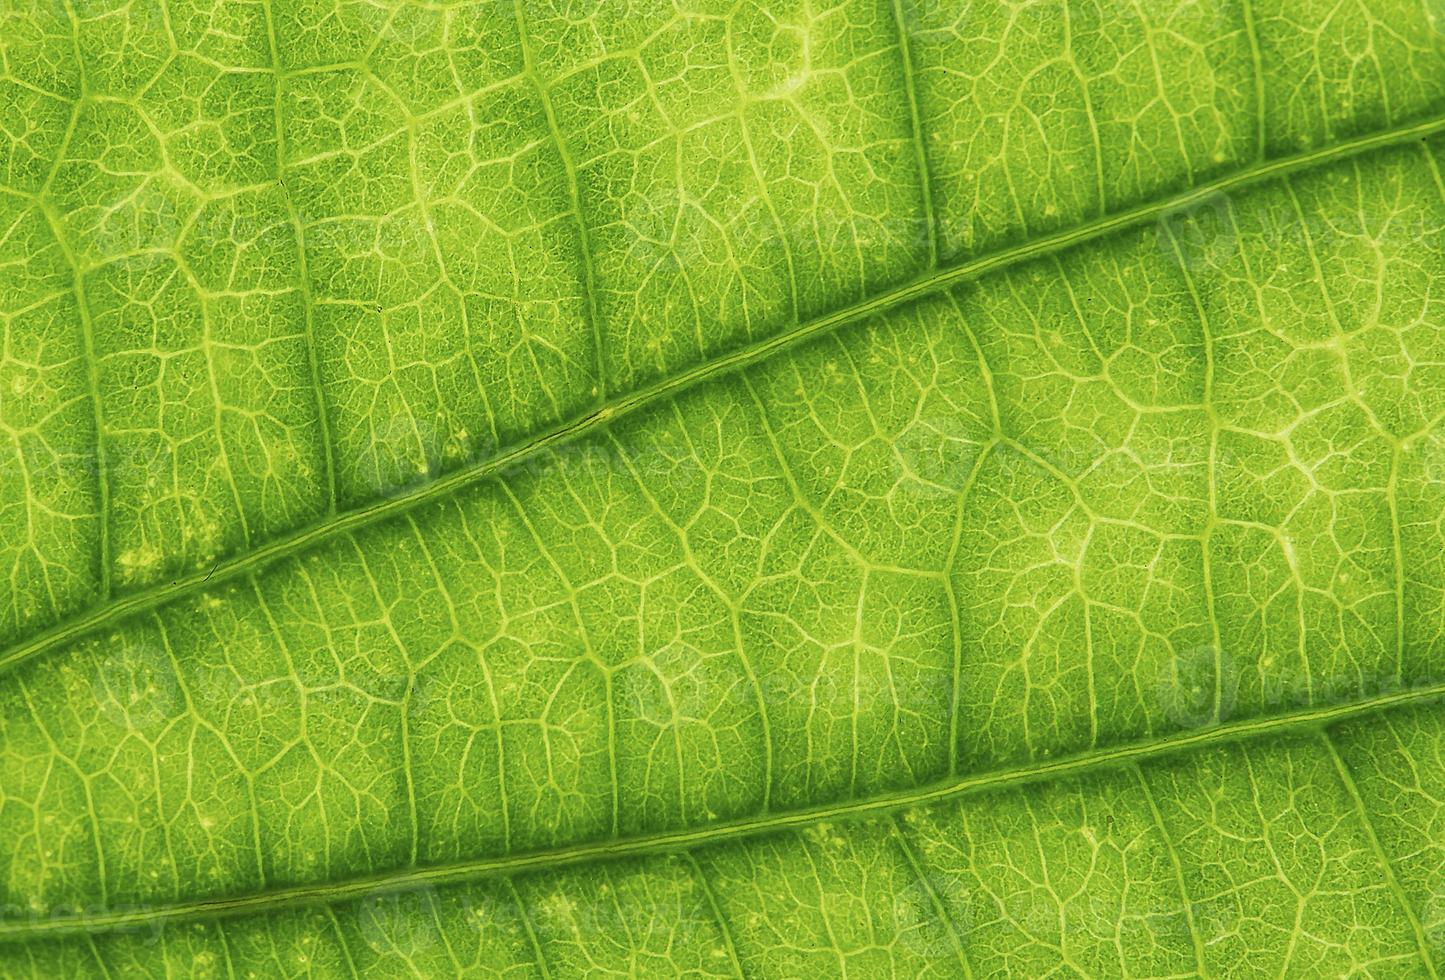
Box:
[2,111,1444,680]
[6,672,1445,943]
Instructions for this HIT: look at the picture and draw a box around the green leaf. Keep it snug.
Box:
[2,0,1445,975]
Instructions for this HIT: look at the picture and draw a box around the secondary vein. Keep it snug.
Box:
[6,670,1445,942]
[2,110,1444,679]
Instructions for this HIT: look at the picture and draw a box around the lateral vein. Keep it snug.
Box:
[6,672,1445,942]
[2,110,1444,679]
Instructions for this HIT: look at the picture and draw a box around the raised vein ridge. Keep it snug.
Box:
[5,672,1444,942]
[2,111,1443,679]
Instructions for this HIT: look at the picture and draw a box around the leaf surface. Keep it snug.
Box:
[3,0,1445,975]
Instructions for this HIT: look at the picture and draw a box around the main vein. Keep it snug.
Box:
[2,110,1443,678]
[6,672,1445,941]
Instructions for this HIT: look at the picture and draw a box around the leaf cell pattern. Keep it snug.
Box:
[2,0,1445,975]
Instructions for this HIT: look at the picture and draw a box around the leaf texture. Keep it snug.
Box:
[2,0,1445,975]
